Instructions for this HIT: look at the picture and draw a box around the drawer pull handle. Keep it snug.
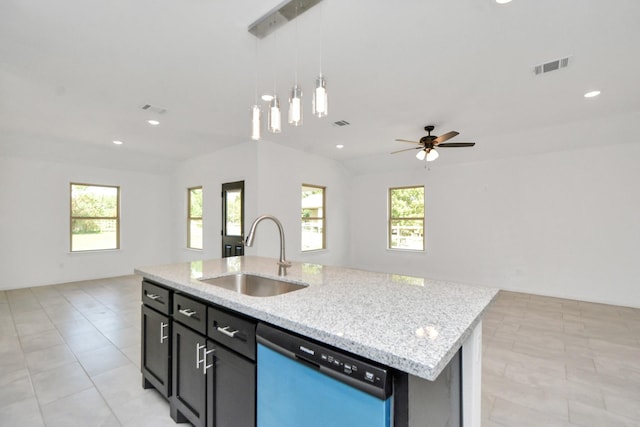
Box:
[217,326,239,338]
[179,308,197,318]
[146,293,161,301]
[160,322,168,343]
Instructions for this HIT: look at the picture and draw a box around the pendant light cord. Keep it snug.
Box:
[294,1,299,84]
[272,17,277,94]
[254,38,259,105]
[319,0,324,74]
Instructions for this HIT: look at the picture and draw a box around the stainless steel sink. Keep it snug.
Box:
[199,274,307,297]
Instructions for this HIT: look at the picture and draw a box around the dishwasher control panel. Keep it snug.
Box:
[257,323,392,400]
[316,349,387,389]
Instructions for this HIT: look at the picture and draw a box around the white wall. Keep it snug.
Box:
[348,142,640,308]
[0,156,173,290]
[171,142,258,262]
[254,141,351,267]
[171,141,351,267]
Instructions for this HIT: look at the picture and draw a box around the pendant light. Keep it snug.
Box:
[268,95,282,133]
[268,23,282,133]
[312,1,328,118]
[289,85,302,125]
[312,74,327,117]
[250,39,261,140]
[288,1,303,126]
[251,105,261,140]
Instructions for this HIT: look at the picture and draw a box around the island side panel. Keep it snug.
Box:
[462,321,482,427]
[407,349,462,427]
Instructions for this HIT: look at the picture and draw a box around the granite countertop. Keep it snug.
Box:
[135,256,498,381]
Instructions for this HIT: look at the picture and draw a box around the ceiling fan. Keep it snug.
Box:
[392,125,475,161]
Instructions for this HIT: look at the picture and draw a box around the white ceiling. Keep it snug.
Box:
[1,0,639,174]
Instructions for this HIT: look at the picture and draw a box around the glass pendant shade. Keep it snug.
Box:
[312,73,328,117]
[268,95,282,133]
[426,149,439,161]
[251,105,261,141]
[288,85,303,126]
[416,149,427,161]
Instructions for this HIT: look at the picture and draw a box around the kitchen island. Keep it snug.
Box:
[136,256,498,427]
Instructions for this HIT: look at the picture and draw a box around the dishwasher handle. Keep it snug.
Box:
[294,354,320,370]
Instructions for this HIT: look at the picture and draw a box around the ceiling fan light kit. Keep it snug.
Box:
[393,125,476,162]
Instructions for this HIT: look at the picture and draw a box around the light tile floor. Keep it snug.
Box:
[482,291,640,427]
[1,276,639,426]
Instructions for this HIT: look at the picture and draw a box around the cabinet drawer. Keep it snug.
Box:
[208,306,257,361]
[142,281,171,315]
[174,293,207,335]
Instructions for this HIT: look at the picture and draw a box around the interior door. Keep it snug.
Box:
[221,181,244,258]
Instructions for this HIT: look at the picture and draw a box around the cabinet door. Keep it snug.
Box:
[171,322,209,427]
[141,305,170,397]
[207,344,256,427]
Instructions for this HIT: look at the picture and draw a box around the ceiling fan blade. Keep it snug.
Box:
[432,131,459,144]
[391,147,421,154]
[437,142,475,147]
[395,139,420,144]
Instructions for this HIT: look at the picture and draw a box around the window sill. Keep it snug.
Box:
[68,248,121,254]
[386,248,425,253]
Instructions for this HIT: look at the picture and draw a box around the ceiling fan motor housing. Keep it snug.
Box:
[420,135,436,146]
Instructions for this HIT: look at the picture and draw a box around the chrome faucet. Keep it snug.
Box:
[244,215,292,268]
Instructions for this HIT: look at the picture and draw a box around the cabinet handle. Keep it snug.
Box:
[196,343,206,369]
[160,322,168,343]
[216,325,239,338]
[179,308,197,318]
[146,293,161,301]
[203,348,215,374]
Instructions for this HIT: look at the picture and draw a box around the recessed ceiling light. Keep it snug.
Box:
[261,94,274,102]
[584,90,601,98]
[112,140,123,145]
[336,144,344,149]
[496,0,512,3]
[147,119,160,126]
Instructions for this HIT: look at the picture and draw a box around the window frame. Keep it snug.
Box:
[187,186,203,250]
[388,185,425,251]
[301,183,326,252]
[70,182,120,252]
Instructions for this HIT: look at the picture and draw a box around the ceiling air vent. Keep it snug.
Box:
[533,57,570,75]
[141,104,167,114]
[332,120,350,127]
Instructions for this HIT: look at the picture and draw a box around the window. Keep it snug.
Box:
[301,184,325,251]
[188,187,203,249]
[70,183,119,252]
[388,186,424,251]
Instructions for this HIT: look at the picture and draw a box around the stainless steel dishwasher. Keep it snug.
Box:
[256,323,393,427]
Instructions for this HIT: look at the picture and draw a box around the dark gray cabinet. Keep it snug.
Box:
[169,292,257,427]
[142,281,256,427]
[171,321,211,427]
[141,280,171,398]
[209,344,255,427]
